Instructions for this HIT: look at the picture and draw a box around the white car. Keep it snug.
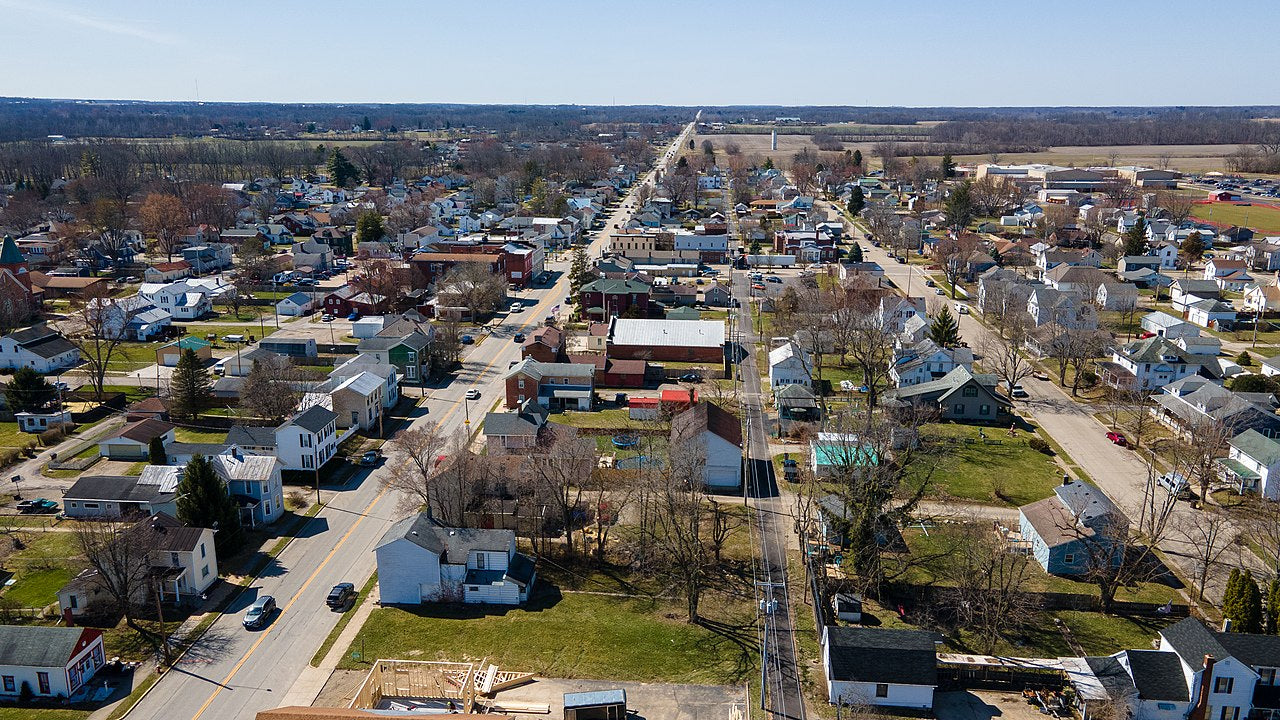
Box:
[509,302,523,313]
[839,380,855,392]
[465,389,481,400]
[955,303,969,315]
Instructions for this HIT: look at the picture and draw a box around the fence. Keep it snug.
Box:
[889,583,1189,618]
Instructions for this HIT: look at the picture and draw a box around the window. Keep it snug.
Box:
[200,543,206,559]
[69,595,78,609]
[962,386,978,397]
[1,676,12,693]
[476,553,486,569]
[518,379,525,389]
[1260,668,1277,686]
[875,684,889,698]
[202,565,209,578]
[303,455,313,470]
[170,552,180,566]
[1215,677,1234,694]
[351,411,359,425]
[1218,707,1238,720]
[953,404,964,415]
[469,586,480,592]
[83,502,99,509]
[1157,704,1176,711]
[1064,553,1076,564]
[37,672,49,694]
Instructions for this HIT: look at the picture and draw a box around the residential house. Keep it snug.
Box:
[323,285,386,318]
[1186,300,1236,330]
[57,513,217,615]
[143,260,192,283]
[579,278,652,320]
[1027,288,1098,330]
[1044,264,1106,294]
[1262,354,1280,378]
[503,358,594,411]
[141,279,216,320]
[703,284,732,307]
[274,405,339,472]
[1171,279,1223,313]
[1203,258,1254,292]
[225,425,278,455]
[156,336,212,367]
[328,371,384,432]
[15,410,73,434]
[0,325,79,373]
[810,432,878,479]
[1175,334,1222,357]
[1157,618,1280,720]
[483,400,550,453]
[330,356,401,409]
[1245,238,1280,271]
[1019,479,1127,576]
[0,626,105,700]
[374,514,535,605]
[521,326,567,363]
[1100,337,1198,390]
[62,474,178,520]
[1243,283,1280,314]
[822,626,940,709]
[1143,311,1201,340]
[212,450,285,527]
[889,340,976,388]
[1096,282,1140,311]
[882,366,1012,423]
[1064,650,1191,720]
[776,383,821,432]
[180,243,233,274]
[1152,376,1280,440]
[1220,428,1280,500]
[356,330,431,384]
[877,296,927,334]
[290,240,332,273]
[568,354,647,388]
[669,401,743,490]
[276,291,316,317]
[90,295,171,341]
[769,342,812,391]
[1118,256,1163,274]
[98,419,175,461]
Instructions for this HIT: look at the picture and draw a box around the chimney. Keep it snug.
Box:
[1221,618,1232,633]
[1188,656,1216,720]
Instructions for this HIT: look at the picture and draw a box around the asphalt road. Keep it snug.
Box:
[126,121,698,720]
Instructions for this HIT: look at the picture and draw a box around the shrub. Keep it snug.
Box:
[1238,351,1253,366]
[0,449,19,467]
[1028,437,1054,455]
[38,427,66,446]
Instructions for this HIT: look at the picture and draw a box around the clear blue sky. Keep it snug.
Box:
[2,0,1278,107]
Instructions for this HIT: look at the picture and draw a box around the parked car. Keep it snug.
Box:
[751,283,765,290]
[327,583,356,610]
[243,595,277,629]
[839,380,855,391]
[509,302,523,313]
[321,314,334,322]
[1105,431,1128,446]
[460,334,475,345]
[924,279,936,288]
[1008,383,1028,398]
[465,389,481,400]
[1158,472,1193,499]
[16,498,58,514]
[513,333,526,342]
[955,303,969,315]
[766,276,782,283]
[360,450,380,467]
[679,372,702,382]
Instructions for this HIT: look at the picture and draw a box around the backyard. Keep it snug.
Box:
[919,423,1062,506]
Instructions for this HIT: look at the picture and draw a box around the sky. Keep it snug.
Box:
[2,0,1279,107]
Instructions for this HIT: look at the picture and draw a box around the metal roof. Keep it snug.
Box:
[608,318,724,348]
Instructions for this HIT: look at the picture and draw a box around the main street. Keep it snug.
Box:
[830,202,1267,604]
[124,119,698,720]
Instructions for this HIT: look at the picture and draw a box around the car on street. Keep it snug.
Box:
[321,314,334,322]
[934,288,944,295]
[765,276,782,283]
[1008,383,1028,398]
[1105,431,1128,446]
[1032,371,1050,381]
[513,333,525,342]
[679,372,702,382]
[326,583,356,610]
[509,302,523,312]
[955,303,969,314]
[359,450,380,466]
[751,283,765,290]
[243,595,277,629]
[924,279,936,287]
[1158,471,1193,499]
[460,334,475,345]
[16,498,58,514]
[465,389,481,400]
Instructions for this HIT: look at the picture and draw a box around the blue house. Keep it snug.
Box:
[1019,479,1128,576]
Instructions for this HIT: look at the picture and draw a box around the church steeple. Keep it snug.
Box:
[0,235,27,274]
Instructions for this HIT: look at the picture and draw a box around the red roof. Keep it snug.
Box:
[660,388,699,403]
[629,397,660,407]
[151,260,191,273]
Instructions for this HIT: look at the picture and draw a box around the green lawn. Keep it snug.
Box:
[105,342,166,371]
[173,428,229,443]
[100,385,157,404]
[921,423,1061,506]
[2,567,75,607]
[0,708,90,719]
[340,592,756,685]
[1191,202,1280,236]
[550,408,657,430]
[0,422,28,448]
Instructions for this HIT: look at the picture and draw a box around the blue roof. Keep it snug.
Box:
[564,689,626,708]
[282,291,311,304]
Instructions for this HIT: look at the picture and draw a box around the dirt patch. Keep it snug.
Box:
[313,668,367,708]
[935,689,1057,720]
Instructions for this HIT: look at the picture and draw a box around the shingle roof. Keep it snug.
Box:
[1123,650,1190,702]
[377,513,514,562]
[64,475,174,504]
[0,626,97,668]
[670,401,742,448]
[166,442,232,458]
[289,405,337,434]
[111,418,176,444]
[824,627,941,685]
[227,425,278,448]
[483,412,540,438]
[129,512,206,552]
[1230,428,1280,466]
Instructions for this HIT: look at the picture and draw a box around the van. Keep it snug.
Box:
[213,358,228,376]
[1158,472,1191,498]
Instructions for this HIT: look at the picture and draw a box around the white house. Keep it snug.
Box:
[1103,337,1196,391]
[1064,651,1191,720]
[274,405,339,472]
[375,514,536,605]
[822,626,939,709]
[669,401,743,490]
[890,339,974,388]
[143,260,192,283]
[877,296,927,334]
[0,325,80,373]
[331,355,400,409]
[1170,279,1222,313]
[1153,242,1179,270]
[769,342,812,391]
[1185,299,1236,330]
[328,371,384,432]
[0,626,105,700]
[140,279,216,321]
[1141,312,1200,340]
[1157,618,1280,720]
[276,291,315,317]
[1242,283,1280,314]
[1095,282,1139,311]
[1222,429,1280,500]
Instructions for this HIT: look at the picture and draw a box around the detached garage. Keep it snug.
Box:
[822,626,941,709]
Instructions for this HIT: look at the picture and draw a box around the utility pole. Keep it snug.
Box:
[153,579,171,666]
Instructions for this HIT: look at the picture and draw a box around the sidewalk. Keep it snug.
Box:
[279,580,379,707]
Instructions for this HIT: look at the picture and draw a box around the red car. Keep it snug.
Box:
[751,283,765,290]
[1106,431,1128,446]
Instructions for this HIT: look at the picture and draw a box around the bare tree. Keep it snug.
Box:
[843,313,896,411]
[383,424,452,517]
[74,520,151,630]
[240,354,305,423]
[442,262,506,320]
[1177,508,1235,601]
[649,423,712,621]
[528,428,598,557]
[1168,420,1233,503]
[139,192,187,262]
[937,521,1037,654]
[1241,496,1280,577]
[63,286,143,401]
[1156,189,1195,226]
[980,329,1033,400]
[933,232,980,300]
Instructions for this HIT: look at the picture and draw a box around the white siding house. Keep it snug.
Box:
[274,405,339,471]
[276,292,315,317]
[0,626,106,700]
[670,402,743,490]
[768,342,812,391]
[374,514,536,606]
[0,326,80,373]
[822,626,939,709]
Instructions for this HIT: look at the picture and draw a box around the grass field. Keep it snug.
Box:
[1,531,85,607]
[0,708,90,719]
[173,427,229,443]
[1191,201,1280,235]
[920,423,1062,506]
[0,422,30,449]
[339,592,756,684]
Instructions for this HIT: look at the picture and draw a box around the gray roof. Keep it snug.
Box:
[824,627,941,686]
[289,405,337,434]
[504,358,594,381]
[64,475,173,504]
[333,371,384,397]
[1230,428,1280,466]
[226,425,278,448]
[608,318,724,349]
[166,442,232,458]
[0,626,98,668]
[1161,616,1280,669]
[357,336,400,352]
[884,366,1006,404]
[1123,650,1190,702]
[21,333,77,359]
[378,513,514,563]
[483,411,541,438]
[281,291,311,305]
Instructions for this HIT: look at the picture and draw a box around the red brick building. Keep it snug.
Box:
[411,240,543,288]
[322,285,387,317]
[579,278,652,320]
[521,326,567,363]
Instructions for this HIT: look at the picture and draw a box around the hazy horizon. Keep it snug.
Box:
[2,0,1278,107]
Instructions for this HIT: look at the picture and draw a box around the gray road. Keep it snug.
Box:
[125,121,698,720]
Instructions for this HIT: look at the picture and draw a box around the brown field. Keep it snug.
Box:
[704,133,1254,174]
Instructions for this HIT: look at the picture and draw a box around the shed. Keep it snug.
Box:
[157,336,212,367]
[563,689,627,720]
[627,396,659,421]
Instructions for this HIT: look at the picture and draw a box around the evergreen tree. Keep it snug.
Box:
[1241,570,1264,633]
[1181,231,1205,265]
[849,243,864,263]
[4,367,55,414]
[1237,351,1253,366]
[326,149,359,187]
[944,181,975,230]
[847,186,866,217]
[852,150,862,168]
[1223,568,1245,626]
[149,436,166,465]
[1123,216,1148,257]
[355,210,385,244]
[169,348,211,421]
[361,115,372,131]
[929,306,962,348]
[1265,578,1280,635]
[941,153,956,179]
[176,455,241,552]
[749,239,762,256]
[569,246,589,314]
